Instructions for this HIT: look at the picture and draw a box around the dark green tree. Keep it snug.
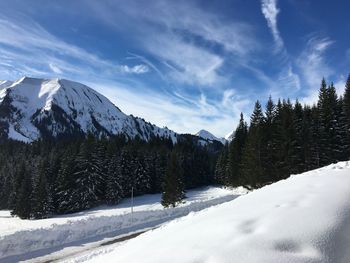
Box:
[12,163,32,219]
[161,151,185,207]
[105,154,124,204]
[226,113,248,186]
[241,101,265,188]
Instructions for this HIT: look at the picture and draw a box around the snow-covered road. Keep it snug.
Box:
[0,186,245,262]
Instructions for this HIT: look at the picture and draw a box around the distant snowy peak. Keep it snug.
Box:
[196,129,226,144]
[0,77,177,143]
[225,131,235,142]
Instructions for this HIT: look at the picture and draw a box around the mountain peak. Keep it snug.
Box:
[196,129,226,144]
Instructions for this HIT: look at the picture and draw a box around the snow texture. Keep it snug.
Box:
[78,161,350,263]
[0,186,242,260]
[0,77,177,142]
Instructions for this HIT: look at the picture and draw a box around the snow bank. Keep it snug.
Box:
[79,161,350,263]
[0,187,241,259]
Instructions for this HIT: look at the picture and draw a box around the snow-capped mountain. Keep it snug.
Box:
[0,77,177,142]
[225,131,235,142]
[196,129,226,144]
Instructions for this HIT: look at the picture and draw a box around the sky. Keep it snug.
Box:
[0,0,349,138]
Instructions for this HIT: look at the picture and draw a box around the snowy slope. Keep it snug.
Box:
[225,130,235,141]
[79,161,350,263]
[0,186,245,261]
[0,80,12,103]
[0,77,177,142]
[196,129,226,144]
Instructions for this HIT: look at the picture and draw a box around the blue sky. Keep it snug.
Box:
[0,0,349,137]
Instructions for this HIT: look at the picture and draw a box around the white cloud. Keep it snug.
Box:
[298,37,335,104]
[261,0,283,50]
[119,64,149,74]
[222,89,235,108]
[0,15,119,80]
[89,80,251,137]
[86,0,257,87]
[299,37,334,88]
[49,63,63,74]
[143,34,224,86]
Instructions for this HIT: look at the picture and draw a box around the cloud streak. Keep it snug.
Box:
[91,80,252,137]
[86,0,258,87]
[118,64,149,74]
[261,0,283,50]
[298,36,335,104]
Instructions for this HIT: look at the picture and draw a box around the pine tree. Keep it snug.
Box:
[56,147,76,213]
[119,148,133,196]
[241,101,265,188]
[318,80,338,165]
[344,73,350,123]
[214,143,229,184]
[72,137,104,211]
[262,96,277,181]
[131,151,150,195]
[301,105,315,171]
[309,105,321,168]
[343,73,350,159]
[12,163,32,219]
[161,151,185,207]
[32,159,52,218]
[291,100,305,174]
[336,97,348,161]
[105,154,124,204]
[226,113,248,186]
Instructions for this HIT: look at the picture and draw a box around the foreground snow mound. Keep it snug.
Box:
[82,161,350,263]
[0,187,241,260]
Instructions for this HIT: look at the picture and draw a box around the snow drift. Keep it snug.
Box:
[80,161,350,263]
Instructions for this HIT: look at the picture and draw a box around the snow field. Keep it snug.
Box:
[78,161,350,263]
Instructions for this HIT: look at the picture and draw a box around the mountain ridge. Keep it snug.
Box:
[0,77,177,143]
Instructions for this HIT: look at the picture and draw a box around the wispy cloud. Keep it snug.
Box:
[118,64,149,74]
[86,0,257,87]
[91,80,251,137]
[126,52,167,83]
[0,15,119,80]
[143,34,224,86]
[298,36,335,104]
[260,0,302,98]
[299,37,334,87]
[49,63,63,74]
[261,0,283,51]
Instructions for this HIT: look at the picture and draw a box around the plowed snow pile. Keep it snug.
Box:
[0,187,243,260]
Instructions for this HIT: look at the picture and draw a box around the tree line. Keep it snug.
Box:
[0,134,220,219]
[215,75,350,189]
[2,74,350,219]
